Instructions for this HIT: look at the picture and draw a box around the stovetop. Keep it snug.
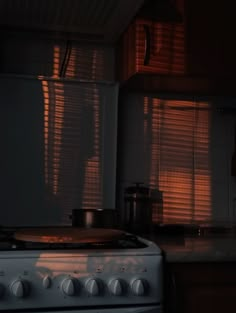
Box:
[0,227,148,251]
[0,227,163,311]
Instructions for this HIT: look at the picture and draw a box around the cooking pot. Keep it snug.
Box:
[70,209,118,228]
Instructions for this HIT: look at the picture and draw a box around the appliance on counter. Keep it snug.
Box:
[0,227,163,313]
[123,183,163,234]
[124,183,152,234]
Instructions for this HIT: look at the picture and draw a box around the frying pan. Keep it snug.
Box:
[14,227,125,243]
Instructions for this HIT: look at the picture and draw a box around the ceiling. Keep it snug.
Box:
[0,0,145,42]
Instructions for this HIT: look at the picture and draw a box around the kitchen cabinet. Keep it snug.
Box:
[117,17,186,80]
[164,262,236,313]
[116,0,185,81]
[116,0,236,95]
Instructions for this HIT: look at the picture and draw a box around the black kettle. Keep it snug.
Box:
[124,183,152,234]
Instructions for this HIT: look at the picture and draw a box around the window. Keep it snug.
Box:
[145,97,212,223]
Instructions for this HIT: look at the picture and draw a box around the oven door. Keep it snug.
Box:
[21,306,162,313]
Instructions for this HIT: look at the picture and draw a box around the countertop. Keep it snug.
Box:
[144,224,236,262]
[155,235,236,262]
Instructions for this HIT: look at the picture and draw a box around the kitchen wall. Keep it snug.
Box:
[1,32,115,80]
[211,98,236,222]
[2,32,236,225]
[116,91,236,224]
[0,33,118,226]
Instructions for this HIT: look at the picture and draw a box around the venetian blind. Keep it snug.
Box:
[144,97,212,223]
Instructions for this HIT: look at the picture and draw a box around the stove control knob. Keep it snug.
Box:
[42,275,51,289]
[131,279,147,296]
[108,279,123,296]
[61,278,76,296]
[11,280,29,298]
[85,279,100,296]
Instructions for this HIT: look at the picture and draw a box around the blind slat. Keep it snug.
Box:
[146,98,211,223]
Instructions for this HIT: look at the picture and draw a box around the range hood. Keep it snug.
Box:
[0,0,145,42]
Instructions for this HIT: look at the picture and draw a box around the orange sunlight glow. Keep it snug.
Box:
[42,80,49,185]
[51,82,64,195]
[36,254,89,277]
[136,20,186,75]
[51,47,64,195]
[81,50,102,209]
[52,46,60,78]
[147,98,211,223]
[63,46,76,78]
[35,254,145,279]
[40,46,64,195]
[39,44,103,218]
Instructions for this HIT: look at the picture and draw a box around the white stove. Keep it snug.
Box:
[0,229,163,312]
